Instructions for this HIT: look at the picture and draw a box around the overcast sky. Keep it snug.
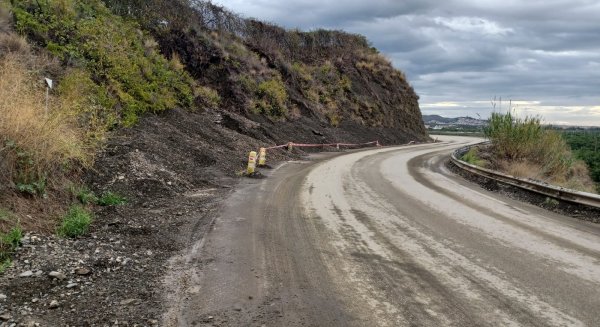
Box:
[215,0,600,126]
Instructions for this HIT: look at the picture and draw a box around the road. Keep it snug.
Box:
[164,135,600,326]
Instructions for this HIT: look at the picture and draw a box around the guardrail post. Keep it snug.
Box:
[258,147,266,166]
[287,142,293,152]
[247,151,257,174]
[336,143,340,150]
[376,140,380,147]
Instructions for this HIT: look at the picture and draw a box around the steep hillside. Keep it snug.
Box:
[103,0,427,141]
[0,0,427,231]
[0,1,428,324]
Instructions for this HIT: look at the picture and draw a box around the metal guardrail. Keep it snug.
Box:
[451,144,600,209]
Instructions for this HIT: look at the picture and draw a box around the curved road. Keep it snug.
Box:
[164,135,600,326]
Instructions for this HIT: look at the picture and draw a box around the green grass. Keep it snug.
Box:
[69,185,98,205]
[0,218,23,274]
[97,191,127,206]
[461,147,486,167]
[58,205,93,238]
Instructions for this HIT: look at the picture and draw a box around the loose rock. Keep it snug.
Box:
[19,271,33,278]
[48,271,67,280]
[49,300,60,309]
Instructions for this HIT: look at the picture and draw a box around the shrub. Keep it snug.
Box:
[255,77,288,118]
[484,111,596,192]
[57,205,93,238]
[195,85,221,110]
[97,191,127,206]
[11,0,196,127]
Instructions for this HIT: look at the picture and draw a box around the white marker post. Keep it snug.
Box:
[44,78,53,117]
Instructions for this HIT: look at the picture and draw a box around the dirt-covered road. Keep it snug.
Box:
[164,136,600,326]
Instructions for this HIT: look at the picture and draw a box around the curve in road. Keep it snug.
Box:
[164,135,600,327]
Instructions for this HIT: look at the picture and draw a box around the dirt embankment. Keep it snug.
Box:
[0,107,423,325]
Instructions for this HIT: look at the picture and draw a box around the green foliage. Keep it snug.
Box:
[97,191,127,206]
[69,185,97,205]
[57,205,93,238]
[0,210,22,273]
[461,148,486,167]
[255,77,288,118]
[561,130,600,189]
[195,85,221,110]
[16,179,46,197]
[0,258,11,274]
[11,0,196,127]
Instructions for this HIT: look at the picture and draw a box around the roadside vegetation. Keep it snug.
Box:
[463,111,597,193]
[560,129,600,192]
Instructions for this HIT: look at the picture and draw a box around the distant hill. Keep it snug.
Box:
[422,115,487,126]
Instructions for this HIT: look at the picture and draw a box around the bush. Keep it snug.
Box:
[97,191,127,206]
[255,77,288,118]
[484,111,596,192]
[57,205,93,238]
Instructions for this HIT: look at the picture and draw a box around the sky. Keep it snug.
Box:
[214,0,600,126]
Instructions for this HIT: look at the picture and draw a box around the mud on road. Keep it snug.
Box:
[165,135,600,326]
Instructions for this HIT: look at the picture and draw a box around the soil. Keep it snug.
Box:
[447,160,600,223]
[0,108,423,326]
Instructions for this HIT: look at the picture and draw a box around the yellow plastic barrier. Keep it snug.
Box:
[258,147,266,166]
[247,151,257,174]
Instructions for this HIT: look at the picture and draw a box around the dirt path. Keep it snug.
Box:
[163,136,600,326]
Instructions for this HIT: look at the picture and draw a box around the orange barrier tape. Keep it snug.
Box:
[265,140,380,150]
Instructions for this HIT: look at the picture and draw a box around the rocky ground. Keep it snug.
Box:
[1,108,421,326]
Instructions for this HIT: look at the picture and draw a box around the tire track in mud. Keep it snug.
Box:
[164,136,600,326]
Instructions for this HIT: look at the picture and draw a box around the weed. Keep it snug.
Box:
[97,191,127,206]
[461,148,486,167]
[544,197,559,207]
[0,258,11,274]
[69,185,97,205]
[0,216,22,274]
[57,205,93,238]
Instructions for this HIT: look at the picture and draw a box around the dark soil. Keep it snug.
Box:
[447,160,600,223]
[0,108,422,326]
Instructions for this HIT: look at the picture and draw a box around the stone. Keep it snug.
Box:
[48,271,66,280]
[75,267,91,276]
[19,271,33,278]
[66,283,78,289]
[120,299,136,305]
[0,294,6,300]
[49,300,59,309]
[0,313,11,321]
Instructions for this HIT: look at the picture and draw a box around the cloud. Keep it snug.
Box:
[214,0,600,126]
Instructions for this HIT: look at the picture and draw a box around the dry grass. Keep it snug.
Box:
[0,52,92,189]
